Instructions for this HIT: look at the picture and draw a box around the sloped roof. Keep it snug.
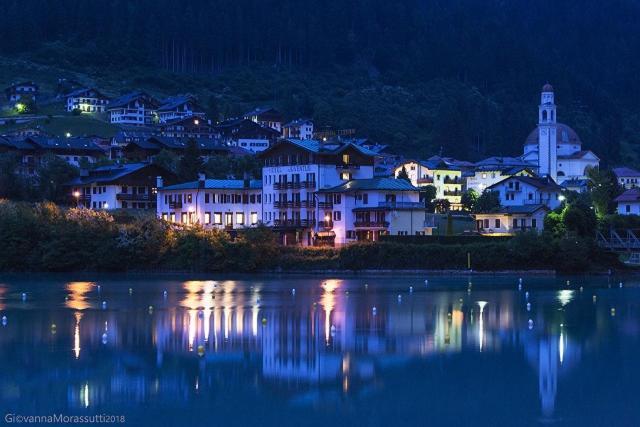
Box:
[488,175,562,192]
[64,87,109,99]
[161,179,262,191]
[318,178,418,193]
[525,123,582,146]
[67,163,169,185]
[108,91,158,109]
[613,167,640,178]
[244,106,281,117]
[158,95,201,112]
[283,118,313,127]
[475,204,550,215]
[557,150,599,160]
[615,188,640,203]
[25,136,105,153]
[263,138,378,157]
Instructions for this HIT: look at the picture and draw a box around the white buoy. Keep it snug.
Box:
[424,279,429,286]
[292,288,296,295]
[102,333,108,344]
[21,292,26,301]
[567,280,571,286]
[593,295,597,303]
[526,302,531,311]
[525,291,529,300]
[97,285,101,293]
[580,286,584,292]
[519,278,523,284]
[518,283,522,291]
[148,305,154,314]
[372,306,377,315]
[619,282,623,288]
[101,301,107,309]
[528,319,533,329]
[163,290,168,298]
[397,294,402,302]
[409,286,413,293]
[1,316,6,326]
[129,288,133,295]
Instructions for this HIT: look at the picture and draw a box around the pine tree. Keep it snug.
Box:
[177,139,203,182]
[397,166,410,182]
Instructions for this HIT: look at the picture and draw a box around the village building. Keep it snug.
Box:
[466,157,536,193]
[613,167,640,189]
[393,156,471,210]
[282,119,314,140]
[67,163,175,210]
[474,205,550,235]
[156,175,262,229]
[522,84,599,183]
[4,82,38,102]
[215,118,280,153]
[614,188,640,215]
[64,88,110,113]
[317,178,427,244]
[244,107,284,132]
[107,92,160,126]
[486,175,563,210]
[118,136,247,162]
[157,95,206,123]
[157,116,219,139]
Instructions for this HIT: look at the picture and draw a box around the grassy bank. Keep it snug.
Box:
[0,201,620,273]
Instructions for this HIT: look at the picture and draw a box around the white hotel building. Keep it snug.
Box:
[156,175,262,229]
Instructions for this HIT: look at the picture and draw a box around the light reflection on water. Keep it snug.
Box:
[0,275,639,426]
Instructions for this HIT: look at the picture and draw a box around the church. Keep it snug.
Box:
[521,84,599,183]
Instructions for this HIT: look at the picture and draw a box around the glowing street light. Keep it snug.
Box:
[65,132,72,138]
[558,195,566,202]
[103,203,109,209]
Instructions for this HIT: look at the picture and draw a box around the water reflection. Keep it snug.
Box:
[0,276,638,425]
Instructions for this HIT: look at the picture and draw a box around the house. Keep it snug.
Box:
[157,95,205,123]
[614,188,640,215]
[466,157,536,193]
[67,163,176,210]
[5,82,38,102]
[215,118,280,153]
[282,119,314,140]
[522,84,599,183]
[474,205,549,236]
[317,178,427,245]
[259,138,380,245]
[156,175,262,229]
[394,156,470,210]
[561,178,590,193]
[119,136,247,163]
[64,88,110,113]
[613,167,640,189]
[487,175,563,210]
[157,116,219,139]
[107,92,159,126]
[244,107,284,132]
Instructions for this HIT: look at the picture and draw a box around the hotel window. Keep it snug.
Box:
[187,194,193,203]
[170,212,175,222]
[251,212,258,225]
[161,213,168,221]
[340,172,351,180]
[225,213,233,226]
[513,218,518,228]
[214,212,222,225]
[363,193,368,204]
[626,205,631,213]
[483,219,490,228]
[205,193,210,203]
[236,212,245,225]
[181,212,187,223]
[333,211,341,221]
[334,194,342,204]
[532,219,537,228]
[205,212,211,224]
[494,219,501,228]
[528,193,533,200]
[342,154,350,164]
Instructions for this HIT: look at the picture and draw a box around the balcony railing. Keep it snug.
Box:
[318,220,334,229]
[169,201,183,209]
[273,182,286,190]
[443,177,461,185]
[318,201,334,209]
[72,194,91,202]
[117,193,151,201]
[443,191,460,197]
[417,177,434,184]
[336,164,361,170]
[273,219,316,228]
[375,201,424,209]
[354,221,390,228]
[301,181,316,189]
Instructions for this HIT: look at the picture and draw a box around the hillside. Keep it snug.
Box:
[2,0,640,165]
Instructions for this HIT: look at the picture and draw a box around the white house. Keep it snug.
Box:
[487,175,563,210]
[466,157,535,193]
[474,205,550,236]
[67,163,175,210]
[613,167,640,190]
[157,96,205,123]
[64,88,110,113]
[108,92,159,126]
[614,188,640,215]
[157,175,263,229]
[244,107,284,133]
[282,119,314,140]
[317,178,427,244]
[522,84,599,183]
[5,82,38,102]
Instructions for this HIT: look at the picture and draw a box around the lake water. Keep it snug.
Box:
[0,274,638,426]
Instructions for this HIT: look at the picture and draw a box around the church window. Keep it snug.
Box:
[550,111,554,121]
[542,110,547,121]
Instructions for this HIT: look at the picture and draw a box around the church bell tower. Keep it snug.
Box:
[538,83,557,181]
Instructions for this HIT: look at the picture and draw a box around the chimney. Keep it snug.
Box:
[156,176,163,188]
[198,173,206,188]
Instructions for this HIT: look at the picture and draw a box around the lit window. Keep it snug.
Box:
[205,212,211,224]
[236,212,245,224]
[251,212,258,224]
[214,212,222,225]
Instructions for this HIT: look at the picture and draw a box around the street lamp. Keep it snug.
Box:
[73,191,80,207]
[558,195,566,202]
[103,202,109,210]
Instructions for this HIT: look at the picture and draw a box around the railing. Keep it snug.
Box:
[375,201,424,209]
[443,177,461,184]
[169,201,183,209]
[301,181,316,189]
[302,200,316,208]
[273,182,287,190]
[117,193,151,201]
[318,220,334,229]
[273,219,316,228]
[417,177,434,184]
[443,191,460,197]
[73,194,91,202]
[354,221,389,228]
[318,201,333,208]
[597,229,640,251]
[336,164,360,170]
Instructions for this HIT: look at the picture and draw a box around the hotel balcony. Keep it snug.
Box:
[72,194,91,202]
[273,219,316,228]
[375,201,424,209]
[417,177,434,184]
[443,177,461,185]
[318,220,334,229]
[354,220,390,228]
[116,193,152,201]
[336,163,360,170]
[443,190,460,197]
[168,201,183,209]
[301,181,317,189]
[318,201,334,209]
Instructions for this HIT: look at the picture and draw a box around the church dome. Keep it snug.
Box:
[524,123,582,146]
[542,83,554,92]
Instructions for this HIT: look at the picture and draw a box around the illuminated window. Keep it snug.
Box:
[225,212,233,226]
[205,212,211,224]
[214,212,222,225]
[236,212,245,225]
[251,212,258,225]
[162,213,168,221]
[342,154,350,164]
[181,212,187,223]
[170,212,175,222]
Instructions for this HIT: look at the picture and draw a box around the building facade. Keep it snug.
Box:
[156,176,262,229]
[615,188,640,215]
[282,119,314,140]
[487,175,563,210]
[157,96,206,123]
[474,205,549,236]
[64,88,110,113]
[613,167,640,189]
[108,92,159,126]
[244,107,284,133]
